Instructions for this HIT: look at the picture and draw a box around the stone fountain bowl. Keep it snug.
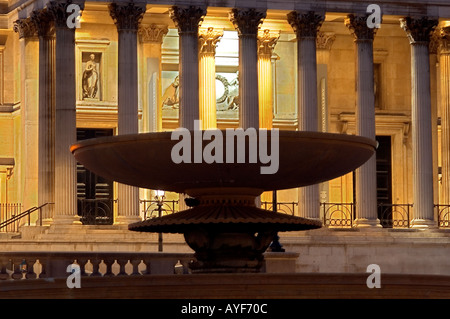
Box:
[71,130,376,273]
[70,130,376,194]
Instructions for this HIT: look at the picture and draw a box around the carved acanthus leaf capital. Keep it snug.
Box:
[47,0,84,29]
[138,24,168,43]
[257,29,279,57]
[400,16,439,45]
[287,10,325,39]
[229,8,266,36]
[316,31,336,50]
[198,27,223,56]
[345,14,376,41]
[109,2,146,32]
[13,17,37,39]
[169,5,206,34]
[438,26,450,54]
[31,9,55,38]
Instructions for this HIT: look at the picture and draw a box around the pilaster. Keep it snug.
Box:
[257,29,279,129]
[198,27,223,129]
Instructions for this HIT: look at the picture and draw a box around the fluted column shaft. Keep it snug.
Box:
[110,2,146,225]
[345,14,380,227]
[439,27,450,205]
[401,17,438,228]
[47,1,80,224]
[170,6,206,130]
[198,27,222,129]
[32,9,55,223]
[288,11,324,220]
[257,29,279,129]
[13,18,39,215]
[230,8,266,129]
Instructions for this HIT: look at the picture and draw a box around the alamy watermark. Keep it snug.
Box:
[367,4,382,29]
[170,120,279,175]
[66,4,81,29]
[366,264,381,288]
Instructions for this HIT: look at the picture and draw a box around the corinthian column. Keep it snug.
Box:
[170,5,206,130]
[46,1,82,225]
[198,27,222,130]
[229,8,266,129]
[31,9,55,224]
[439,27,450,206]
[400,16,439,229]
[109,2,146,225]
[257,29,279,129]
[345,14,381,227]
[13,18,39,217]
[287,11,324,221]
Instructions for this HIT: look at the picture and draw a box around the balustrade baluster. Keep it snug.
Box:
[25,259,37,279]
[89,259,102,276]
[130,259,142,276]
[102,259,115,276]
[116,258,128,276]
[0,258,10,280]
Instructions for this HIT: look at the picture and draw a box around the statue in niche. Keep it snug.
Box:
[162,75,179,109]
[82,53,99,99]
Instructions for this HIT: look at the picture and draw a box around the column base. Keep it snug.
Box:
[411,218,437,230]
[354,218,382,228]
[51,215,81,226]
[114,215,142,227]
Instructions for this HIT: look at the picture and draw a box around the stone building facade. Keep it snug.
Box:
[1,0,450,275]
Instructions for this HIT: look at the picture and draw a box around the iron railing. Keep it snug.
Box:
[436,204,450,228]
[378,203,412,228]
[140,200,178,220]
[0,203,52,232]
[321,202,354,227]
[261,201,297,215]
[77,198,115,225]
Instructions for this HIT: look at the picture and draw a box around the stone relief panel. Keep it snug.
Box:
[161,70,240,119]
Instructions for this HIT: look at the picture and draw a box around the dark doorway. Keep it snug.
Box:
[376,135,393,227]
[76,128,114,225]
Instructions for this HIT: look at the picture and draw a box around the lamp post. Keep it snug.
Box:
[155,190,165,252]
[269,190,285,252]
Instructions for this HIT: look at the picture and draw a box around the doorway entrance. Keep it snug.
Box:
[76,128,114,225]
[376,135,393,227]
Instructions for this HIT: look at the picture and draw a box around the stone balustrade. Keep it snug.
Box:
[0,252,195,280]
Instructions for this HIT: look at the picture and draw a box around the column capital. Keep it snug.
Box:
[138,24,168,44]
[198,27,223,56]
[30,9,55,38]
[47,0,84,29]
[345,14,376,41]
[400,16,439,45]
[169,5,206,34]
[109,2,146,32]
[257,29,279,57]
[438,26,450,54]
[287,10,325,39]
[229,8,266,36]
[13,17,37,39]
[316,31,336,50]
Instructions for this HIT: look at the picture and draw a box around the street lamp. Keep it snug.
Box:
[155,190,165,252]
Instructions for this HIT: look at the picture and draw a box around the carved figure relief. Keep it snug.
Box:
[162,75,179,109]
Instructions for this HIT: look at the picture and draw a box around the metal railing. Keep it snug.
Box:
[0,203,52,232]
[321,202,354,228]
[140,200,178,220]
[436,204,450,228]
[261,201,297,215]
[77,198,115,225]
[378,203,412,228]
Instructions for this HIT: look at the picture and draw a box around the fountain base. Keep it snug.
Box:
[129,188,322,273]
